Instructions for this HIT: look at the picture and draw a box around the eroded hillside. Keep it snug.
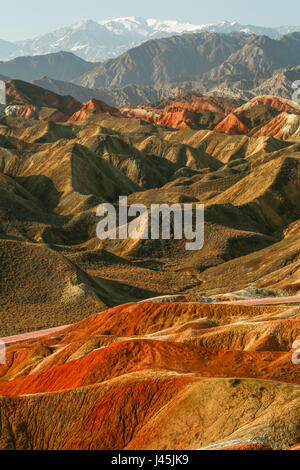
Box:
[1,82,300,334]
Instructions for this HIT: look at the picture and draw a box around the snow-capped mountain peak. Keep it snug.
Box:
[0,17,299,62]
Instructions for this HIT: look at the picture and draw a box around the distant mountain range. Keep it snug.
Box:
[71,32,300,89]
[0,31,299,107]
[0,51,97,82]
[0,17,300,62]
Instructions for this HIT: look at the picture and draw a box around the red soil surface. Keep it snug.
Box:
[0,301,299,450]
[253,112,300,140]
[68,98,121,121]
[286,444,300,450]
[1,337,298,396]
[6,79,82,119]
[214,113,251,135]
[121,95,242,130]
[249,97,300,115]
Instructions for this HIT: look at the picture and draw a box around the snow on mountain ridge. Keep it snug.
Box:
[0,17,299,62]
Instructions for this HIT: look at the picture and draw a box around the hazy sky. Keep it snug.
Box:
[1,0,300,41]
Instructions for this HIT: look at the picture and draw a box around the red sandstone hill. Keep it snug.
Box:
[121,93,300,139]
[3,80,123,123]
[214,113,251,135]
[68,98,121,122]
[3,80,300,141]
[248,96,300,115]
[121,93,243,130]
[253,112,300,140]
[0,301,299,450]
[5,79,82,121]
[0,83,300,450]
[214,96,300,137]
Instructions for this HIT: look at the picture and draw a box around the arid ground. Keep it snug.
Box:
[0,80,299,450]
